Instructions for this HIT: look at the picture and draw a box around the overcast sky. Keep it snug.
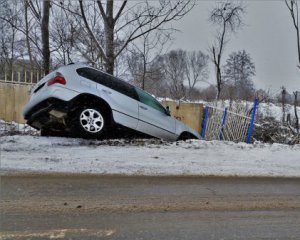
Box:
[170,0,299,94]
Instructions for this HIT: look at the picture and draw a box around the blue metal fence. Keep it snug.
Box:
[201,99,259,143]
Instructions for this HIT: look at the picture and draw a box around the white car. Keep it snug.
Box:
[23,63,200,141]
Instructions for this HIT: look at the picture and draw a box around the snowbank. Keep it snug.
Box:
[1,135,300,177]
[257,102,299,122]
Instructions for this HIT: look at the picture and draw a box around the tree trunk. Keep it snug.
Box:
[24,1,34,72]
[104,0,115,75]
[216,67,222,100]
[41,0,51,74]
[282,88,286,124]
[294,92,299,133]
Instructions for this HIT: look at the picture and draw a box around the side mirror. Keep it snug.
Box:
[165,106,171,116]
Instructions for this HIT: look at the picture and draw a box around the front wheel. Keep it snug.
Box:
[70,106,107,139]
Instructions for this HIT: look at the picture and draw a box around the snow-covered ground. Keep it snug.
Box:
[1,135,300,177]
[0,119,38,136]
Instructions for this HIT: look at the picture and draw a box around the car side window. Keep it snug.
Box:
[135,88,167,114]
[76,67,139,100]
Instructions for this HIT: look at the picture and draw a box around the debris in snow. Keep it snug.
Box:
[0,120,38,137]
[253,120,300,145]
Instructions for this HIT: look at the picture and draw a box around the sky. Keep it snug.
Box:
[170,0,300,94]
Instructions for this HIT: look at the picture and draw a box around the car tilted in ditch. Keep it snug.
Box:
[23,63,200,141]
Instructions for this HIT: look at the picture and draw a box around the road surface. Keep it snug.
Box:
[1,174,300,239]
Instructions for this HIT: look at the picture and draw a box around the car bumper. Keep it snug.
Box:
[23,85,79,118]
[23,86,79,129]
[24,98,70,129]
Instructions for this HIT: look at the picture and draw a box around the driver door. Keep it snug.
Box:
[135,88,176,141]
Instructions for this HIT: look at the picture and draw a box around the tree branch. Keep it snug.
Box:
[114,0,127,24]
[78,0,107,61]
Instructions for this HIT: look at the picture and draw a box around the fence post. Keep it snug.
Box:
[219,107,228,140]
[201,106,209,139]
[246,98,259,144]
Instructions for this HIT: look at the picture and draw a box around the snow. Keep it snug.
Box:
[0,120,38,136]
[257,102,300,122]
[1,135,300,177]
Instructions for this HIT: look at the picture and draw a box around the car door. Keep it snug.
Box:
[76,67,139,130]
[135,88,177,141]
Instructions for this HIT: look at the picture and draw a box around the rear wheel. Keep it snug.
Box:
[70,106,108,139]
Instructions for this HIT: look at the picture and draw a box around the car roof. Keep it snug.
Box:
[68,63,156,97]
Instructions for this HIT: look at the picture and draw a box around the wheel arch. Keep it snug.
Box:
[69,93,114,123]
[177,131,198,141]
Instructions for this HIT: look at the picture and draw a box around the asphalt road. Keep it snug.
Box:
[1,174,300,240]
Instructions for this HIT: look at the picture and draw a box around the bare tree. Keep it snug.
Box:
[284,1,300,132]
[76,0,195,75]
[127,29,171,90]
[255,88,272,103]
[23,0,49,72]
[24,0,34,70]
[185,51,209,98]
[27,0,51,73]
[285,0,300,69]
[209,1,245,99]
[199,85,218,102]
[0,0,52,73]
[0,0,22,77]
[223,50,255,100]
[41,0,51,74]
[162,49,187,99]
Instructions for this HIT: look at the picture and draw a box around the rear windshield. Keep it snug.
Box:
[76,67,139,100]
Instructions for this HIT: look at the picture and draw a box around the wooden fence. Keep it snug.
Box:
[0,70,43,84]
[0,70,42,123]
[0,82,33,123]
[161,100,204,133]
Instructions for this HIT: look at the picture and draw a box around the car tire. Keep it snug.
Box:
[69,106,108,139]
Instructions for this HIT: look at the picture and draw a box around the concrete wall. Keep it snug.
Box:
[0,82,31,123]
[161,100,204,133]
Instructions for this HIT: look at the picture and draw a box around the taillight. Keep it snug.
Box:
[47,75,66,86]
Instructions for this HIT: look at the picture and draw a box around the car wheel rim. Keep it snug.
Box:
[80,109,104,133]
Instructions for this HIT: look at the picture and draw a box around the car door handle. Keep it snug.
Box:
[102,89,112,94]
[139,106,148,110]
